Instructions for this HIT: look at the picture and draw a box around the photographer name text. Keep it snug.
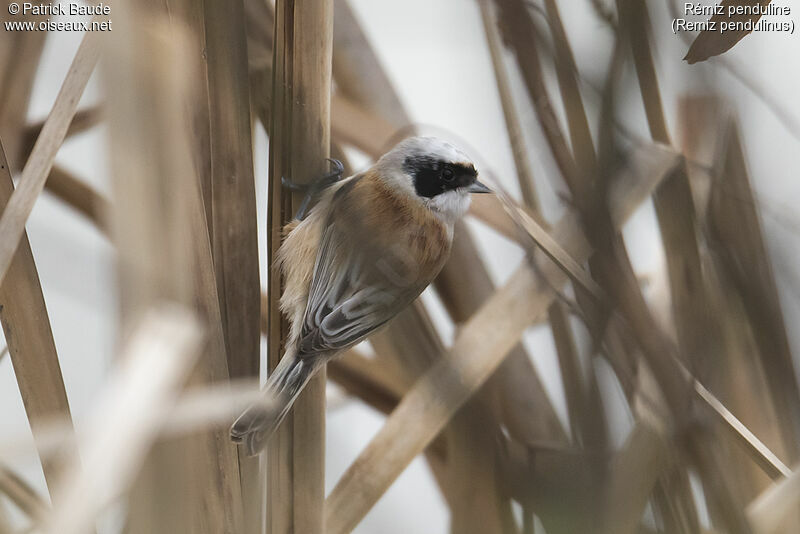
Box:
[5,2,112,32]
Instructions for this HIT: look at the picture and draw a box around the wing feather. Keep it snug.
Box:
[296,176,443,358]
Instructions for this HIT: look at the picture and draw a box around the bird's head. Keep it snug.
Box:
[376,136,491,223]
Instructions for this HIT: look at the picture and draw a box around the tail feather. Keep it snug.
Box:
[230,355,317,456]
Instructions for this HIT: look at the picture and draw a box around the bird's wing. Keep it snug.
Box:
[296,177,438,358]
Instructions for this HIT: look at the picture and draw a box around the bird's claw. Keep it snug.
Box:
[324,158,345,181]
[284,158,345,221]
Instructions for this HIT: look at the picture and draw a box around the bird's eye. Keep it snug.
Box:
[442,168,454,182]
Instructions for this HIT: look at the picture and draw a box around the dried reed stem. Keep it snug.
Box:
[266,1,333,532]
[203,0,260,383]
[202,4,261,529]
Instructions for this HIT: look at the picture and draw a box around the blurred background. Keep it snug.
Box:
[1,0,800,533]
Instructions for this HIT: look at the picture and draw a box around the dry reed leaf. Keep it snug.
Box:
[0,419,75,462]
[0,140,73,499]
[439,230,567,448]
[37,305,203,534]
[547,297,588,442]
[684,0,773,64]
[244,0,275,71]
[495,193,605,301]
[694,380,791,480]
[0,28,101,287]
[623,0,673,145]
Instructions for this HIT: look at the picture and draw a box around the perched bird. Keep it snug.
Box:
[230,136,490,455]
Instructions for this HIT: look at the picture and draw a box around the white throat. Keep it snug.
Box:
[424,190,472,227]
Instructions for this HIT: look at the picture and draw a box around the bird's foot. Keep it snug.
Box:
[282,158,344,221]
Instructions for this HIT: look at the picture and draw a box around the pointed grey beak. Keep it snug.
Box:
[466,180,491,194]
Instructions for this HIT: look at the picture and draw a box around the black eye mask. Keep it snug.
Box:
[403,155,478,199]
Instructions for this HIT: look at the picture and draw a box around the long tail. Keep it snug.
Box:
[230,354,318,456]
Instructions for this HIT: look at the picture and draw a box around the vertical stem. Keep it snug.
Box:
[202,0,261,531]
[267,1,333,532]
[203,0,259,382]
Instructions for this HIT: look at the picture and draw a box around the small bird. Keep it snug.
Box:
[230,136,491,455]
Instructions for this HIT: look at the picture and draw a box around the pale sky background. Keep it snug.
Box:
[1,0,799,532]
